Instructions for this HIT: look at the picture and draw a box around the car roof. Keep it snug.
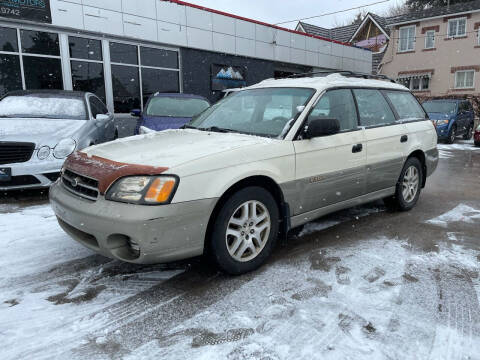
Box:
[424,99,462,103]
[247,73,408,92]
[151,92,210,102]
[5,90,88,98]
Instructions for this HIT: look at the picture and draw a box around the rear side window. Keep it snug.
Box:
[385,91,425,121]
[353,89,396,127]
[309,89,358,131]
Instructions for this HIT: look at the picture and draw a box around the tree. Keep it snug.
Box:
[406,0,474,12]
[383,2,410,17]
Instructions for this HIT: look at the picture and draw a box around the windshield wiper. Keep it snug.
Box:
[181,124,198,129]
[198,126,233,133]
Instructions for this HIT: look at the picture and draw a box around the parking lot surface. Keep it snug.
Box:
[1,141,479,360]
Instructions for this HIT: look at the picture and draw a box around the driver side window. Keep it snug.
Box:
[309,89,358,131]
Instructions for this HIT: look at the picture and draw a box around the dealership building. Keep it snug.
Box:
[0,0,372,114]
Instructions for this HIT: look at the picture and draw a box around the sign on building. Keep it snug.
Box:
[211,64,247,91]
[0,0,52,24]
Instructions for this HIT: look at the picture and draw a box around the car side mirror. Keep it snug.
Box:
[95,114,109,127]
[131,109,141,117]
[304,117,340,139]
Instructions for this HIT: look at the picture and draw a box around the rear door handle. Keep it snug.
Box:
[400,135,408,143]
[352,144,363,153]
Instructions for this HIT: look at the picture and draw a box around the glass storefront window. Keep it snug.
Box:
[111,64,140,113]
[23,57,63,90]
[110,42,138,65]
[0,54,22,96]
[140,47,178,69]
[71,61,106,102]
[0,26,18,52]
[141,68,179,105]
[20,30,60,56]
[69,37,102,61]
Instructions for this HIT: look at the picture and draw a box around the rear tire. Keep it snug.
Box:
[210,187,279,275]
[463,123,473,140]
[383,157,423,212]
[446,125,457,144]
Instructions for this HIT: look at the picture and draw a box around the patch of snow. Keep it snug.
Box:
[426,204,480,228]
[437,140,479,152]
[0,96,86,119]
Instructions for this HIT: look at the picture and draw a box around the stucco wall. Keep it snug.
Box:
[380,12,480,97]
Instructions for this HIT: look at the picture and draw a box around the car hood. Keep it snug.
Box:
[84,129,275,169]
[427,112,453,121]
[0,118,87,147]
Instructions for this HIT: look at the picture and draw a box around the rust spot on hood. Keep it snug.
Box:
[64,152,169,194]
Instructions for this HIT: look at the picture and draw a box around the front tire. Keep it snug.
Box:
[446,125,457,144]
[384,157,423,212]
[463,123,473,140]
[210,187,279,275]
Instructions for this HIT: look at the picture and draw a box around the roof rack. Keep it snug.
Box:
[286,70,396,83]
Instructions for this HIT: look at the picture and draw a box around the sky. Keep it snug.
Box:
[182,0,406,29]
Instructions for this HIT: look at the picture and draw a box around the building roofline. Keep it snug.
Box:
[164,0,358,48]
[348,13,390,42]
[388,8,480,26]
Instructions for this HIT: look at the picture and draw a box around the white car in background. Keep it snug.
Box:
[50,73,439,275]
[0,90,116,191]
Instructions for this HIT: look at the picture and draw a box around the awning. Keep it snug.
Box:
[397,71,432,80]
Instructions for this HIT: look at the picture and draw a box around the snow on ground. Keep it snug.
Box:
[426,204,480,228]
[438,140,479,159]
[2,200,479,359]
[0,204,184,360]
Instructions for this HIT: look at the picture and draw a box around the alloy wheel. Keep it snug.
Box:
[402,166,419,203]
[226,200,271,262]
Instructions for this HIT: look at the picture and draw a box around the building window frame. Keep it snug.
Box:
[0,20,182,114]
[447,17,467,38]
[454,70,475,89]
[477,28,480,45]
[398,76,430,91]
[398,25,416,52]
[109,40,181,113]
[425,30,435,49]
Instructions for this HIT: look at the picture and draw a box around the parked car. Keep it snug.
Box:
[50,74,438,275]
[475,124,480,147]
[0,90,116,191]
[132,93,210,134]
[422,99,475,144]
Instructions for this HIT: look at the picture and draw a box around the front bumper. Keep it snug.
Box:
[0,158,64,191]
[49,180,218,264]
[435,125,449,139]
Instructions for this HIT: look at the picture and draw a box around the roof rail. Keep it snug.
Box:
[286,70,396,83]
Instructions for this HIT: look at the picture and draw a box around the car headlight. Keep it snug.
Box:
[53,138,77,159]
[37,146,51,160]
[436,119,449,126]
[106,176,178,205]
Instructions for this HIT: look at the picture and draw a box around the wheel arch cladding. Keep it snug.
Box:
[407,150,427,188]
[204,176,289,253]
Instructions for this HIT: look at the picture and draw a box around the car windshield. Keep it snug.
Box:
[145,97,210,118]
[422,101,457,115]
[188,87,315,137]
[0,95,87,120]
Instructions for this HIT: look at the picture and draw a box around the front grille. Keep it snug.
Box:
[61,169,99,201]
[0,175,40,187]
[0,142,35,165]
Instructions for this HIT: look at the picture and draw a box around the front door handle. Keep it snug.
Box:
[352,144,363,153]
[400,135,408,143]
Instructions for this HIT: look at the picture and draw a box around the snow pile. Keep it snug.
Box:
[0,96,86,119]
